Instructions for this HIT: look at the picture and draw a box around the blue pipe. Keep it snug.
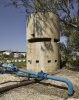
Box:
[19,68,38,75]
[16,72,38,78]
[18,69,73,95]
[0,63,73,95]
[47,75,73,95]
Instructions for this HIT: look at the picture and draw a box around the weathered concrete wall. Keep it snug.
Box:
[26,12,60,74]
[27,12,60,41]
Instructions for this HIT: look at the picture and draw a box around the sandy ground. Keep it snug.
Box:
[0,68,79,100]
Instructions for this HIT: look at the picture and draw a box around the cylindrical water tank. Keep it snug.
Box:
[26,12,60,73]
[27,12,60,41]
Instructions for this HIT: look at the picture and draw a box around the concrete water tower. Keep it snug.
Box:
[26,12,60,74]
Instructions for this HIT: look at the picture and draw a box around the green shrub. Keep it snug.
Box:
[60,50,79,69]
[14,61,26,68]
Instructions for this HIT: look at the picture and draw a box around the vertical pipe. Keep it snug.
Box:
[47,75,73,96]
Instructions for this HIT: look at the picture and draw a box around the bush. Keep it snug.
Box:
[60,42,79,69]
[14,61,26,68]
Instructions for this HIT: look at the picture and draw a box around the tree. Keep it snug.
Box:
[1,0,79,29]
[60,42,68,64]
[9,52,14,58]
[20,54,25,58]
[67,29,79,52]
[3,54,9,58]
[1,0,79,68]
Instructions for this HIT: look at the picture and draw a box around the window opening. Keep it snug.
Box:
[48,60,51,63]
[36,60,39,63]
[55,60,57,62]
[54,39,59,42]
[28,38,51,42]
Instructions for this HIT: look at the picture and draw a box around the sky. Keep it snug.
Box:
[0,2,26,52]
[0,1,66,52]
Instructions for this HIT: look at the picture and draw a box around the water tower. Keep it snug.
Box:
[26,12,60,74]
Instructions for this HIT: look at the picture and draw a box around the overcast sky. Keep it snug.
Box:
[0,2,66,52]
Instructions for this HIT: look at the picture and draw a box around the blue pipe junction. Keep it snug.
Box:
[0,62,73,96]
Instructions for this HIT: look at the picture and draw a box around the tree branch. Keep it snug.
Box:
[60,19,78,28]
[59,3,72,19]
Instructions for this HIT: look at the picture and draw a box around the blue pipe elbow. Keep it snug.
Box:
[0,62,73,96]
[47,75,73,96]
[37,71,73,95]
[18,69,73,95]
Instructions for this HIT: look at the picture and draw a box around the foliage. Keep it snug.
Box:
[14,61,26,68]
[60,42,68,67]
[65,55,79,69]
[67,29,79,52]
[2,54,9,58]
[1,0,79,29]
[20,54,25,58]
[9,52,14,58]
[60,41,79,69]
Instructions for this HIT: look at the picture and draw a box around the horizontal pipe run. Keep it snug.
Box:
[16,72,38,78]
[19,68,38,75]
[18,69,73,95]
[0,78,42,93]
[0,63,74,96]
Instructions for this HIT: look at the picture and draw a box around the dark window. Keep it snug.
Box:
[54,39,59,42]
[28,60,32,64]
[28,38,51,42]
[55,60,57,62]
[36,60,39,63]
[48,60,51,63]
